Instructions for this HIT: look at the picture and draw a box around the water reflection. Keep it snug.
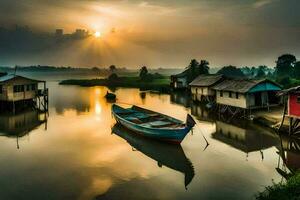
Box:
[277,136,300,178]
[0,81,299,200]
[191,103,215,123]
[0,109,47,148]
[112,124,195,189]
[212,120,279,158]
[170,91,191,108]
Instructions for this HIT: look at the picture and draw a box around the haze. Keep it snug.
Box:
[0,0,299,68]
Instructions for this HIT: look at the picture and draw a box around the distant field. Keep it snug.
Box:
[59,76,171,92]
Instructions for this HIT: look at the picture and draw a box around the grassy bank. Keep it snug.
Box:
[59,76,171,92]
[256,172,300,200]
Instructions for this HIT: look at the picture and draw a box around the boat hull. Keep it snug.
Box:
[112,106,192,144]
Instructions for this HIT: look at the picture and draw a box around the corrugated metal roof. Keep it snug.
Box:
[213,78,282,93]
[0,74,16,82]
[277,85,300,96]
[0,74,44,83]
[189,74,223,87]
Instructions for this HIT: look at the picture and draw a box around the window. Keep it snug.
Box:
[196,88,198,94]
[236,92,239,99]
[297,96,300,103]
[31,84,36,91]
[26,85,30,91]
[13,85,24,93]
[220,91,223,97]
[201,88,203,94]
[229,91,232,98]
[0,85,2,94]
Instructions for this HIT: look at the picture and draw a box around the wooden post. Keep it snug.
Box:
[289,118,293,136]
[12,101,15,114]
[279,100,287,131]
[267,92,270,112]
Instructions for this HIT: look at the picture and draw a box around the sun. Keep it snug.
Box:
[94,31,101,38]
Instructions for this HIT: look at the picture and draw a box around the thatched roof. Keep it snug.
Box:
[189,74,223,87]
[277,85,300,96]
[213,78,281,93]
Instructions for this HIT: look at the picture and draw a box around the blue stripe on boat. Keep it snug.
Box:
[112,104,195,144]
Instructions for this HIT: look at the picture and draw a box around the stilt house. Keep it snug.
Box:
[170,69,189,90]
[0,74,48,112]
[213,79,282,110]
[278,86,300,136]
[189,74,224,102]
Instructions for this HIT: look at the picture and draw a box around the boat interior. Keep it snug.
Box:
[115,106,185,128]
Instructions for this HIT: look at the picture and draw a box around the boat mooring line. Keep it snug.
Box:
[195,123,210,151]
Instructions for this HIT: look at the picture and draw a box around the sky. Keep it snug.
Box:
[0,0,299,68]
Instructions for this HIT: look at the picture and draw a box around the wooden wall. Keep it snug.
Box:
[191,86,216,101]
[288,94,300,118]
[216,91,247,108]
[0,77,38,102]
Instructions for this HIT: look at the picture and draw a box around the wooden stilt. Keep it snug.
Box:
[289,118,293,136]
[12,101,15,114]
[279,101,287,131]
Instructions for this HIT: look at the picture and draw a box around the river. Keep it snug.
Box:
[0,76,298,200]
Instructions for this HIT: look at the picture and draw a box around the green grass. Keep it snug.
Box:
[256,172,300,200]
[59,76,171,92]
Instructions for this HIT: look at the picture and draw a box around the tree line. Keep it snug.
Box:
[177,53,300,88]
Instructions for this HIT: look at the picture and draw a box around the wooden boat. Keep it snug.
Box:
[112,124,195,188]
[112,104,196,144]
[105,91,116,100]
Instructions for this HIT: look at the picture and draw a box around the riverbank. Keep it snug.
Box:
[59,76,171,92]
[256,172,300,200]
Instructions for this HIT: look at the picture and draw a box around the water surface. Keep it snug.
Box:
[0,81,298,200]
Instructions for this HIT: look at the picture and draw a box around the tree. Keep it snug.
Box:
[186,59,210,82]
[256,68,266,78]
[217,65,245,78]
[256,65,267,78]
[277,76,291,88]
[198,60,210,75]
[92,67,100,71]
[109,65,116,73]
[294,61,300,79]
[108,73,119,81]
[139,66,149,81]
[241,66,251,76]
[275,54,296,78]
[251,66,256,77]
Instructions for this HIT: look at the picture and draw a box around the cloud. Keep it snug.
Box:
[0,0,299,68]
[253,0,275,8]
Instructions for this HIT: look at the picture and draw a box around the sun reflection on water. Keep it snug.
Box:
[93,88,103,120]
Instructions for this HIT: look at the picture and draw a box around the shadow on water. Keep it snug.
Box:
[170,91,191,108]
[168,89,300,182]
[0,109,47,148]
[212,120,280,157]
[111,124,195,189]
[276,136,300,179]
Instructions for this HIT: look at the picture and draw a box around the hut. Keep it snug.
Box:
[170,69,189,90]
[0,74,48,112]
[189,74,224,102]
[213,79,282,115]
[278,86,300,136]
